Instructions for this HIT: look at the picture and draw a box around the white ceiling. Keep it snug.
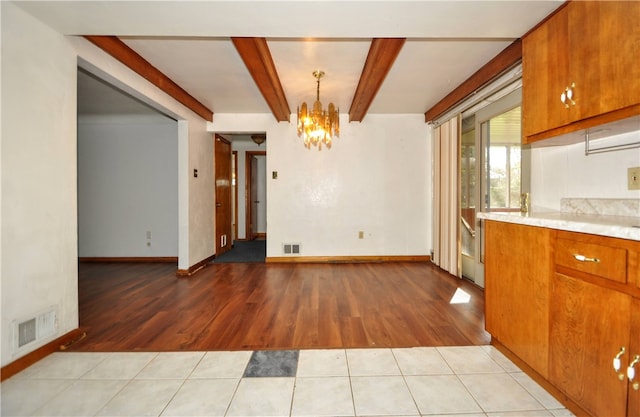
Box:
[15,1,563,121]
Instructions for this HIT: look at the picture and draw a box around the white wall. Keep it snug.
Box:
[531,132,640,211]
[1,3,215,365]
[77,116,179,257]
[211,113,432,258]
[1,3,79,365]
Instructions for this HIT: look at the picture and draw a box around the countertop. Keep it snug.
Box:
[477,210,640,241]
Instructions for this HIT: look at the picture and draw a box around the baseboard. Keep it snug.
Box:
[1,328,86,382]
[79,257,178,263]
[176,254,215,277]
[266,255,431,263]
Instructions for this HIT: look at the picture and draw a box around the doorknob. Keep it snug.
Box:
[254,201,260,204]
[216,203,222,207]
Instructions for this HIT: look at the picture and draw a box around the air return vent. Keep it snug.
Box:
[283,243,301,255]
[18,318,36,347]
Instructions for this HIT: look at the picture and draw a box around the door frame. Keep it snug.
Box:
[232,151,238,243]
[472,88,524,287]
[245,150,266,241]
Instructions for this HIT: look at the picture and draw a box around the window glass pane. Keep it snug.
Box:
[509,146,521,208]
[489,145,508,208]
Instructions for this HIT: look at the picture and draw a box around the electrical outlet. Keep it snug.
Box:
[358,231,364,239]
[629,167,640,190]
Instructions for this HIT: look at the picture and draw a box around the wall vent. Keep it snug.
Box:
[283,243,301,255]
[13,307,58,353]
[18,318,36,347]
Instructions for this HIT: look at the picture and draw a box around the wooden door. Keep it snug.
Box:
[549,273,631,417]
[215,135,232,256]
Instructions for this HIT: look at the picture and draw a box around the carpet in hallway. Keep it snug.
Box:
[213,239,266,263]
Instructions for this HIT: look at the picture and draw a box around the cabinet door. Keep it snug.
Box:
[522,6,570,139]
[523,1,640,142]
[569,1,640,122]
[629,298,640,417]
[550,273,631,417]
[484,221,553,377]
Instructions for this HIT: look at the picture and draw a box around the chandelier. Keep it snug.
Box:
[297,70,339,149]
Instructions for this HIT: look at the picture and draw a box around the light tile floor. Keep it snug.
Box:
[1,346,576,417]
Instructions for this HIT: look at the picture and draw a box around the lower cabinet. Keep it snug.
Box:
[549,272,631,417]
[485,221,640,417]
[627,298,640,417]
[485,220,554,377]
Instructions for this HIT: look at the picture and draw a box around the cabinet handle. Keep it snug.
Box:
[628,355,640,381]
[614,346,626,372]
[574,254,600,263]
[560,90,569,108]
[560,83,577,108]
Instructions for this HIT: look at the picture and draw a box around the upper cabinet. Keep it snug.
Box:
[522,1,640,144]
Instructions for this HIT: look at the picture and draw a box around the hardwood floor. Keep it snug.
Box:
[71,261,490,352]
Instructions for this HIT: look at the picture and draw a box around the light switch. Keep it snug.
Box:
[272,171,278,179]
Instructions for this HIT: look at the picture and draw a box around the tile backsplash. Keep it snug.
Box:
[561,198,640,217]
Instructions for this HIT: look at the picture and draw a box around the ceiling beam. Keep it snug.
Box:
[84,36,214,122]
[424,39,522,123]
[231,37,291,122]
[349,38,406,122]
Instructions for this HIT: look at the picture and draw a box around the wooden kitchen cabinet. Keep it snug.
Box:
[485,220,640,416]
[549,272,631,417]
[522,1,640,143]
[551,231,640,417]
[484,220,554,377]
[522,4,569,139]
[629,298,640,417]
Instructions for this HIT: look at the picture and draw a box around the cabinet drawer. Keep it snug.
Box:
[555,238,627,283]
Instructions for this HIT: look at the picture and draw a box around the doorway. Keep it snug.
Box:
[461,88,526,287]
[245,151,267,240]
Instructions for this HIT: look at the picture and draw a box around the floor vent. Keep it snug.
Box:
[283,243,301,255]
[14,308,58,352]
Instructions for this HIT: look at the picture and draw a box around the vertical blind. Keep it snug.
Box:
[432,115,460,277]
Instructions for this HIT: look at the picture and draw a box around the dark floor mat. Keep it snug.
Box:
[213,239,266,263]
[243,350,299,377]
